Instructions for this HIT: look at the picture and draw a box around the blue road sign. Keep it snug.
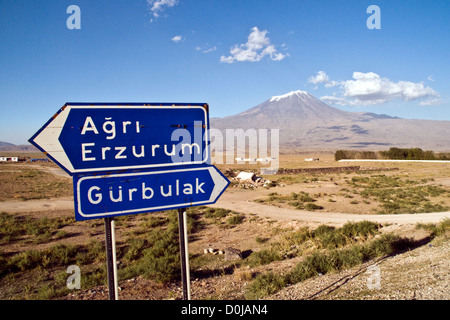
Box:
[73,165,230,221]
[29,103,209,175]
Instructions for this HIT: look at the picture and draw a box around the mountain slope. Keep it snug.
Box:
[0,141,15,147]
[210,91,450,151]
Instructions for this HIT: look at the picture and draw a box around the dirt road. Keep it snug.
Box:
[2,190,448,226]
[0,197,74,213]
[2,162,447,225]
[210,189,450,226]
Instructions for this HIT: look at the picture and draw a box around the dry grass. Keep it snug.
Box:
[0,155,448,300]
[0,164,72,201]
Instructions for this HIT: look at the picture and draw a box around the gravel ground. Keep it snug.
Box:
[268,237,449,300]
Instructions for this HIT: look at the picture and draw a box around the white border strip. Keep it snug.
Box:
[339,159,450,163]
[76,166,216,218]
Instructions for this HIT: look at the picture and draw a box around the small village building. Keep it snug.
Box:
[0,156,18,162]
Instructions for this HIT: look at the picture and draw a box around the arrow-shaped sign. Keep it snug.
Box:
[73,165,230,221]
[29,103,209,175]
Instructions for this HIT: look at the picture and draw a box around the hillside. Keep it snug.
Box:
[0,141,15,147]
[211,91,450,151]
[0,142,39,152]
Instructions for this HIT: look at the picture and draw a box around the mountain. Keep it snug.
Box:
[211,90,450,151]
[0,141,15,147]
[0,142,39,152]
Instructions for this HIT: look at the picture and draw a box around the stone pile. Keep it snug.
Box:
[229,171,276,189]
[202,247,243,261]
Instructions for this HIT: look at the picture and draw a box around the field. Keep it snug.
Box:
[0,153,449,300]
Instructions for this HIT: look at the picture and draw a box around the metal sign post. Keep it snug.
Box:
[178,208,191,300]
[104,217,119,300]
[29,102,231,301]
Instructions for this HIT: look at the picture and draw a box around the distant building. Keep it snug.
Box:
[30,158,50,162]
[235,157,277,163]
[305,157,319,162]
[0,156,18,162]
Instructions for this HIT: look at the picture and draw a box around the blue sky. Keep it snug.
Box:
[1,0,449,145]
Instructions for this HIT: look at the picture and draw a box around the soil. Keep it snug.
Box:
[61,224,450,301]
[269,237,450,300]
[0,159,449,300]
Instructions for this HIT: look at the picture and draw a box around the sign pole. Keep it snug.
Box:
[104,217,119,300]
[178,208,191,300]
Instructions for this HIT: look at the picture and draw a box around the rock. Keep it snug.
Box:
[236,172,256,182]
[224,247,243,261]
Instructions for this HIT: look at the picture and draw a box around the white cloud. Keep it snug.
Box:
[320,95,350,106]
[314,71,440,106]
[308,71,329,84]
[325,80,339,88]
[171,35,183,43]
[220,27,287,63]
[147,0,178,19]
[196,45,217,53]
[202,46,217,53]
[340,72,440,105]
[419,98,443,106]
[308,71,338,89]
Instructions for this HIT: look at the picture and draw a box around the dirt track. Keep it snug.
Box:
[212,190,450,226]
[2,189,448,226]
[2,162,448,225]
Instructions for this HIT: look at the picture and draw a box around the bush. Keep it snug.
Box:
[247,249,282,266]
[340,221,379,238]
[305,203,323,211]
[1,244,80,276]
[226,214,245,225]
[416,218,450,239]
[246,233,417,299]
[335,148,450,161]
[205,207,229,219]
[245,272,287,300]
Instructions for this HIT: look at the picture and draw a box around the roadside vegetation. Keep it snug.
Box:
[254,191,323,211]
[0,206,246,299]
[335,147,450,161]
[0,166,72,201]
[254,173,449,215]
[0,208,448,300]
[347,175,449,214]
[0,161,448,300]
[244,219,449,299]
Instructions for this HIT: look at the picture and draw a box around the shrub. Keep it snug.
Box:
[245,272,287,300]
[226,214,245,225]
[205,207,229,219]
[305,203,323,211]
[416,218,450,239]
[246,233,417,299]
[340,221,379,238]
[247,249,282,266]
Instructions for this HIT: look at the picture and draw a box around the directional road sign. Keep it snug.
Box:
[29,103,209,175]
[73,165,230,221]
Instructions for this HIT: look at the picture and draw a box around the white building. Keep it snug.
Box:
[0,156,18,162]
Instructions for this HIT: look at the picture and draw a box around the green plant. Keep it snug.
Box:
[416,218,450,239]
[255,237,268,244]
[305,203,323,211]
[245,233,416,299]
[226,214,245,225]
[246,249,282,266]
[205,207,230,219]
[245,272,286,300]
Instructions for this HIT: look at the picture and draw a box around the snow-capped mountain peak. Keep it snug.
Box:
[269,90,310,102]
